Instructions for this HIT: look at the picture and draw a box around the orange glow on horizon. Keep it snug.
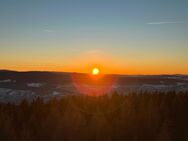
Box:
[1,65,188,75]
[1,59,188,75]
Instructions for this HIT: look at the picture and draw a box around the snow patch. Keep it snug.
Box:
[0,79,11,83]
[27,83,44,88]
[0,88,12,96]
[52,91,61,96]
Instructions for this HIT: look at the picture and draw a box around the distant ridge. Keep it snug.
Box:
[0,69,187,76]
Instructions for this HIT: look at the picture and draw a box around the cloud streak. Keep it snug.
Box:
[43,24,56,33]
[147,21,188,25]
[44,29,56,33]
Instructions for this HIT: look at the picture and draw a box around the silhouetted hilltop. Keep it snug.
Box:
[0,70,187,85]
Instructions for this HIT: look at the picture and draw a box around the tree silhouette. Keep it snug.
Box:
[0,91,187,141]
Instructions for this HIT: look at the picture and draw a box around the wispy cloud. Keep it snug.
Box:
[147,21,188,25]
[44,29,56,33]
[43,24,56,33]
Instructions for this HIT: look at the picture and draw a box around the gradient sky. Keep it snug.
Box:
[0,0,188,74]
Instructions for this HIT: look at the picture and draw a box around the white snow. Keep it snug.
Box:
[27,83,44,88]
[0,79,11,83]
[52,91,60,96]
[0,88,12,96]
[177,82,184,86]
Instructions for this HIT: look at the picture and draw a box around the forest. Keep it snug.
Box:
[0,91,188,141]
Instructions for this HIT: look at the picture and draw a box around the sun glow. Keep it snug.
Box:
[92,67,100,75]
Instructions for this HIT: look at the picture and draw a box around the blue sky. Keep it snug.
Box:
[0,0,188,74]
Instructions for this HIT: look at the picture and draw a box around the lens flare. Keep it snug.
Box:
[71,72,117,97]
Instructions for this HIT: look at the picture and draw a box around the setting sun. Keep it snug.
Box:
[92,67,100,75]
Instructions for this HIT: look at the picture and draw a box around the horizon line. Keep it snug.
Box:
[0,69,187,76]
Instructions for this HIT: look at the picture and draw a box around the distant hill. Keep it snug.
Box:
[0,70,188,85]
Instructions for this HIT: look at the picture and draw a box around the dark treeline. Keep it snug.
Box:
[0,91,188,141]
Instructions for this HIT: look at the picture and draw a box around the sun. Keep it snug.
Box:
[92,67,100,75]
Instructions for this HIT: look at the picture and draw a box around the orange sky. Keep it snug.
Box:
[1,49,187,75]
